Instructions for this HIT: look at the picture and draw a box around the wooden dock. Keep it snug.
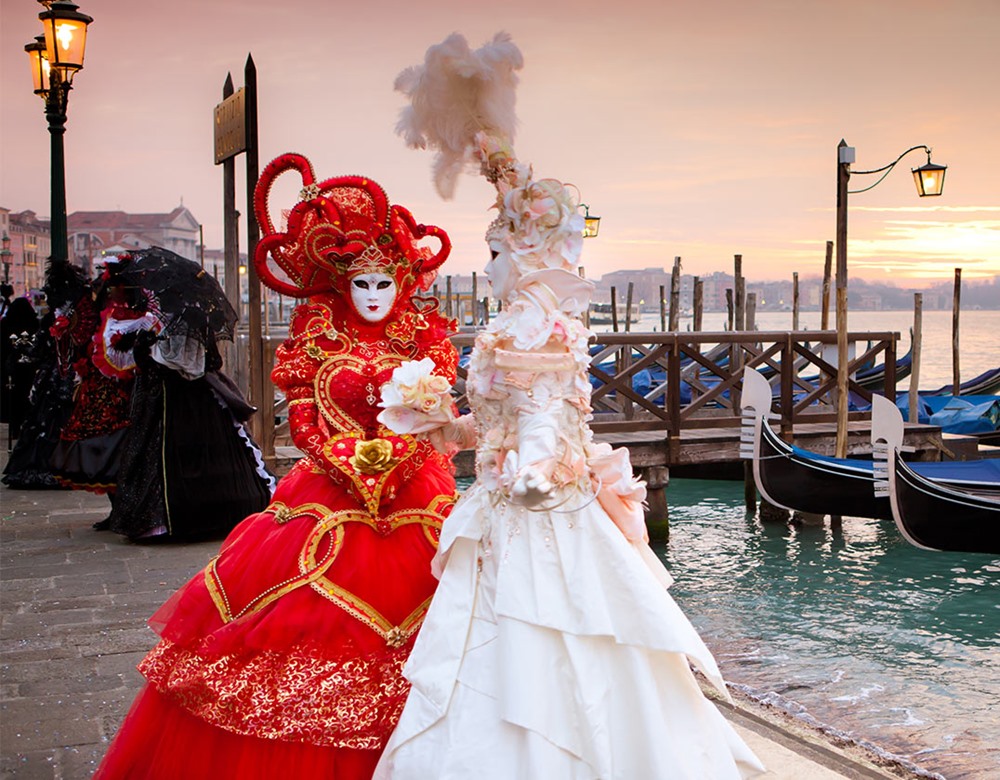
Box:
[266,329,947,494]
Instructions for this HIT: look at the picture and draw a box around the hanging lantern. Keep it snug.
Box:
[38,0,93,85]
[581,203,601,238]
[912,160,947,197]
[24,35,51,97]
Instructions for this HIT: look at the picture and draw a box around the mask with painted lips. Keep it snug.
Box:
[350,272,398,323]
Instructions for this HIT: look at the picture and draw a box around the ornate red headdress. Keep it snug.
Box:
[253,153,451,300]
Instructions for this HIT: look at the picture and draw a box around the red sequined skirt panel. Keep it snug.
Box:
[140,457,453,750]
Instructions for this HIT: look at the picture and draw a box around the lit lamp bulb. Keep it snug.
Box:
[56,23,75,51]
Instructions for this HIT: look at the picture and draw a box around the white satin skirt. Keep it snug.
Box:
[375,483,765,779]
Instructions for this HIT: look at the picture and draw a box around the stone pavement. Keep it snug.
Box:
[1,443,908,780]
[1,482,219,779]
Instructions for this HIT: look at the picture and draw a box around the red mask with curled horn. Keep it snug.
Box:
[253,153,451,303]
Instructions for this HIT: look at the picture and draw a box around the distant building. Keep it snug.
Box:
[596,267,671,307]
[858,292,883,310]
[67,205,201,276]
[921,291,949,310]
[804,281,822,308]
[1,208,50,296]
[201,247,229,286]
[699,272,733,311]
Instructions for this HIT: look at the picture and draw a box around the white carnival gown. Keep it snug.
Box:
[375,304,765,780]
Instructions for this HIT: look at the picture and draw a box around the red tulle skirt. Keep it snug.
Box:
[93,686,380,780]
[95,456,454,779]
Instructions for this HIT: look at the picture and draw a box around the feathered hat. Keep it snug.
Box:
[253,153,451,299]
[395,32,591,302]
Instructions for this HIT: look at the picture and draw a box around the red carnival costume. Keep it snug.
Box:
[50,289,135,493]
[95,155,458,779]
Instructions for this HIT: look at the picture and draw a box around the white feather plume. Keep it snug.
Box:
[395,32,523,199]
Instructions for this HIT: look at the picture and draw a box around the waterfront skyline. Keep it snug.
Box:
[2,0,998,288]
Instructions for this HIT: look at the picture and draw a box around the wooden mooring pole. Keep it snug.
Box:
[669,257,681,331]
[835,141,850,459]
[742,290,757,513]
[610,286,619,332]
[644,466,671,544]
[792,272,800,331]
[734,254,745,331]
[952,268,961,393]
[693,277,703,332]
[909,293,923,423]
[625,282,634,333]
[732,256,745,409]
[821,240,833,331]
[659,285,666,332]
[471,272,478,326]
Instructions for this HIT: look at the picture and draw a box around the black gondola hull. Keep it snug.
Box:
[756,422,893,520]
[891,455,1000,555]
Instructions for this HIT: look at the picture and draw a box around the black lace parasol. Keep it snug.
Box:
[100,247,237,346]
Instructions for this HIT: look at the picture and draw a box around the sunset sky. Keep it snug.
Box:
[2,0,998,288]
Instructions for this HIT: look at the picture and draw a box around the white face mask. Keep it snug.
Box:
[350,272,397,323]
[484,239,518,301]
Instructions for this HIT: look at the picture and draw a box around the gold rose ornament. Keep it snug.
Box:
[350,438,397,474]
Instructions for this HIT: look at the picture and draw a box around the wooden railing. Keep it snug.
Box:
[244,329,899,467]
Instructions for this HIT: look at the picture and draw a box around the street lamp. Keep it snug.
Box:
[1,232,13,284]
[580,203,601,238]
[832,140,947,457]
[24,0,93,266]
[24,35,50,96]
[912,157,947,197]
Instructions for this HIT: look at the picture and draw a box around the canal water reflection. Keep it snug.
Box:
[660,477,1000,780]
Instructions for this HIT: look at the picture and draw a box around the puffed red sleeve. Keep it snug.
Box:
[271,305,343,481]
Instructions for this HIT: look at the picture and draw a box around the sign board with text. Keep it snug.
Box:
[214,88,246,164]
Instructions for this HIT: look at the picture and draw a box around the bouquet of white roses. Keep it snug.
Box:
[377,357,455,435]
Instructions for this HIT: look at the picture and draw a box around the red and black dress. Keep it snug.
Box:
[94,297,458,779]
[50,295,135,492]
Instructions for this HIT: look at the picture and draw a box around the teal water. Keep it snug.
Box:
[659,478,1000,780]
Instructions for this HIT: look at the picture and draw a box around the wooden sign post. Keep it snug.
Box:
[213,55,270,464]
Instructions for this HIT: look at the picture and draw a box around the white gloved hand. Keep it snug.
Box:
[511,464,554,508]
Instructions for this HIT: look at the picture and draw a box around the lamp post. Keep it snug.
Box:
[24,0,93,266]
[1,232,13,284]
[833,140,946,457]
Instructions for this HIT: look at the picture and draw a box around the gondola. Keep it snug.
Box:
[740,367,1000,521]
[924,366,1000,397]
[855,345,912,390]
[793,343,912,393]
[870,394,1000,555]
